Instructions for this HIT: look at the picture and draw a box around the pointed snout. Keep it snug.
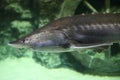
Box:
[8,41,27,48]
[8,41,18,48]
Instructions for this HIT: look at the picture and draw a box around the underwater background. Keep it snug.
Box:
[0,0,120,80]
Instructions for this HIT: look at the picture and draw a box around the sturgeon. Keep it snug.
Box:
[8,13,120,52]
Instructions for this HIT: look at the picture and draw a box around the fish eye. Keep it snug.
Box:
[22,38,29,43]
[22,39,25,43]
[25,38,29,43]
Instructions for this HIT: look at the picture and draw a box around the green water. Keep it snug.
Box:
[0,57,120,80]
[0,0,120,80]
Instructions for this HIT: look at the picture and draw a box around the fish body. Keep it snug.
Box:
[9,13,120,52]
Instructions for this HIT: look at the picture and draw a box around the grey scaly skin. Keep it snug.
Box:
[8,13,120,52]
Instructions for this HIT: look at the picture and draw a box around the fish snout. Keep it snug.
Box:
[8,41,27,48]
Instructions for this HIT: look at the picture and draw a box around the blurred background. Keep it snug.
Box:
[0,0,120,80]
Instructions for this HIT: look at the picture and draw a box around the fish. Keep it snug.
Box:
[8,13,120,52]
